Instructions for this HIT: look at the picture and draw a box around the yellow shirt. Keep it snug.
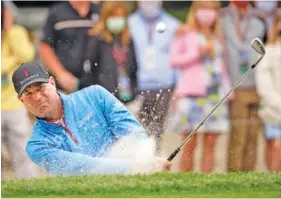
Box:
[1,25,35,111]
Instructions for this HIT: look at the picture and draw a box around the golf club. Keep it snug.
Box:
[167,38,266,162]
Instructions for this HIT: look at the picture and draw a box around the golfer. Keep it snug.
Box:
[12,62,171,176]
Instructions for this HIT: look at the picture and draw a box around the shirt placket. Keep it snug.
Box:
[55,118,78,144]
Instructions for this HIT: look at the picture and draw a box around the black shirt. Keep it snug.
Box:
[41,2,99,82]
[82,35,138,103]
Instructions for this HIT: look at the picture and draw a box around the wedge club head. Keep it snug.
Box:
[251,38,265,56]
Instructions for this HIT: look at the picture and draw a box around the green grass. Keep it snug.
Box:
[2,172,281,198]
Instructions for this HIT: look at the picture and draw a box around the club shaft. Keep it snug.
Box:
[167,56,263,161]
[179,67,252,149]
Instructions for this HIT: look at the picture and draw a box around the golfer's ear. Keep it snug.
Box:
[49,76,56,87]
[18,95,24,103]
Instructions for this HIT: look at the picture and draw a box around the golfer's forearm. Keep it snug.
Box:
[38,42,66,76]
[48,157,132,176]
[27,142,133,176]
[38,152,132,176]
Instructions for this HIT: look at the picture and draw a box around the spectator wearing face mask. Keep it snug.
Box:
[128,1,179,154]
[256,10,281,172]
[84,1,138,104]
[38,1,100,94]
[220,1,267,172]
[255,0,278,31]
[168,1,232,173]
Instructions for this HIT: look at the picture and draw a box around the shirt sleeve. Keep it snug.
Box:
[40,6,57,48]
[26,138,132,176]
[255,46,281,111]
[92,85,146,138]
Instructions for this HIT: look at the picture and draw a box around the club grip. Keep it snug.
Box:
[251,63,257,69]
[167,147,181,161]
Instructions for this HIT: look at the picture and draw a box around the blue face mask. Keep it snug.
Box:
[106,17,126,34]
[255,1,277,13]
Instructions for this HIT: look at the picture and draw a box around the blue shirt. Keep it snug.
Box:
[128,10,180,91]
[26,85,146,176]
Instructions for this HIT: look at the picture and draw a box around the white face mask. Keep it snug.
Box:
[106,17,126,34]
[138,1,163,19]
[255,1,277,13]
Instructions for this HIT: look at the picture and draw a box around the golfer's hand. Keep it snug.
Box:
[152,157,172,172]
[163,160,172,171]
[130,157,172,174]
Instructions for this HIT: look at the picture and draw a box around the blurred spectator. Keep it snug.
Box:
[128,1,179,154]
[256,10,281,172]
[254,0,278,30]
[84,1,138,104]
[169,1,231,173]
[220,1,267,172]
[38,1,100,93]
[1,1,38,178]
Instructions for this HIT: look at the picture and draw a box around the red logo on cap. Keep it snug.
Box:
[23,68,29,77]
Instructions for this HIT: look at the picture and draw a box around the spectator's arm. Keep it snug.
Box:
[38,8,67,76]
[78,35,100,88]
[38,43,67,76]
[26,139,132,176]
[169,32,201,68]
[255,47,281,110]
[127,39,138,99]
[85,35,100,65]
[7,25,35,63]
[91,85,145,138]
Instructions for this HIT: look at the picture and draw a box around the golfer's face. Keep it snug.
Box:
[19,81,54,118]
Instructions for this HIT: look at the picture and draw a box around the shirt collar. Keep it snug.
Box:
[137,9,164,23]
[229,3,253,18]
